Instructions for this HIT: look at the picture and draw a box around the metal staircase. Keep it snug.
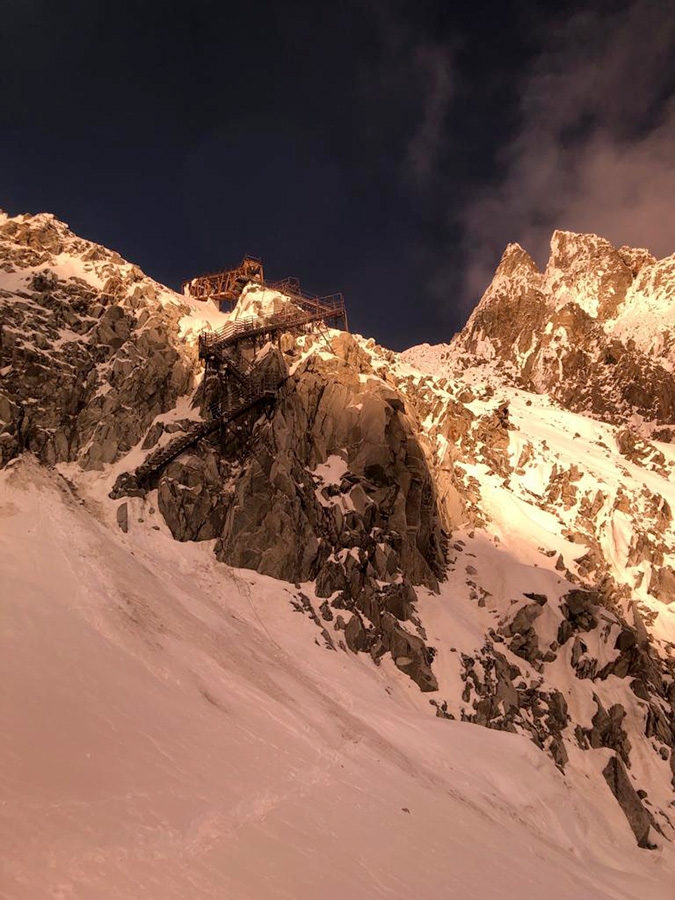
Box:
[111,299,346,496]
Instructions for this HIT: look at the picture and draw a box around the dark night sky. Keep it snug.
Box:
[2,0,674,349]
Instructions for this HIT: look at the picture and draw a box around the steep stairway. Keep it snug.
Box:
[111,299,346,496]
[133,384,277,484]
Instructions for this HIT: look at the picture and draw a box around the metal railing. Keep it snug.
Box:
[270,279,345,318]
[134,371,284,482]
[198,301,345,358]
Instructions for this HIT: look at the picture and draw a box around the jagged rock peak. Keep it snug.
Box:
[545,230,661,276]
[495,242,541,280]
[447,225,675,429]
[546,229,657,269]
[547,228,622,268]
[617,244,658,276]
[543,229,636,320]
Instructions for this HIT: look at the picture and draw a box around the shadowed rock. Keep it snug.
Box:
[602,756,658,849]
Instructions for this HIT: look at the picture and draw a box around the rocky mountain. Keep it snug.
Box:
[408,230,675,434]
[0,210,195,469]
[2,211,675,897]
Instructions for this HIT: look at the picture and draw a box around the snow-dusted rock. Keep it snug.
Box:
[2,211,675,860]
[0,211,195,469]
[411,229,675,430]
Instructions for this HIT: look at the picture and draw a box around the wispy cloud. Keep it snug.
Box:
[360,1,455,191]
[460,0,675,304]
[405,44,454,187]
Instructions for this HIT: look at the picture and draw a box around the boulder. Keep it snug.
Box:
[507,601,544,636]
[344,614,370,653]
[315,560,349,598]
[381,613,438,692]
[586,695,631,764]
[381,581,416,621]
[116,501,129,533]
[648,566,675,604]
[564,589,598,617]
[602,756,658,848]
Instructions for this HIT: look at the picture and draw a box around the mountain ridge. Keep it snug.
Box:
[2,210,675,895]
[406,229,675,432]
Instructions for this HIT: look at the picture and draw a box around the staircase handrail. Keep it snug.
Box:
[137,382,281,481]
[269,278,345,309]
[198,302,345,356]
[122,299,335,486]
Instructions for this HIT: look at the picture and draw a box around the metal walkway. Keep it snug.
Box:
[198,300,346,358]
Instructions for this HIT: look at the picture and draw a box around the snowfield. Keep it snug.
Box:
[1,457,674,899]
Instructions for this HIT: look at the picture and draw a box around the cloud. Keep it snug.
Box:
[460,0,675,304]
[405,44,454,187]
[360,2,454,191]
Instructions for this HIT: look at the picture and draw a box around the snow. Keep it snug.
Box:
[312,453,348,485]
[2,458,673,899]
[608,253,675,367]
[178,296,232,341]
[3,211,675,897]
[397,337,675,643]
[177,283,314,349]
[401,341,454,376]
[231,285,294,321]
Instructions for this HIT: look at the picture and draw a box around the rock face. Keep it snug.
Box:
[449,230,675,432]
[0,212,194,469]
[158,453,230,541]
[155,336,448,691]
[214,340,445,585]
[603,755,659,849]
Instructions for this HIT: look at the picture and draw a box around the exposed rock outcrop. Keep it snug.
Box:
[0,212,195,469]
[449,230,675,429]
[603,755,659,849]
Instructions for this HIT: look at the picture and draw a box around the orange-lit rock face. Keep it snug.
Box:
[453,229,675,429]
[0,212,195,470]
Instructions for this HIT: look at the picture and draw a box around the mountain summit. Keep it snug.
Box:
[442,230,675,430]
[2,212,675,897]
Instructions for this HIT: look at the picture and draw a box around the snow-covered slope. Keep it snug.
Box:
[2,457,673,900]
